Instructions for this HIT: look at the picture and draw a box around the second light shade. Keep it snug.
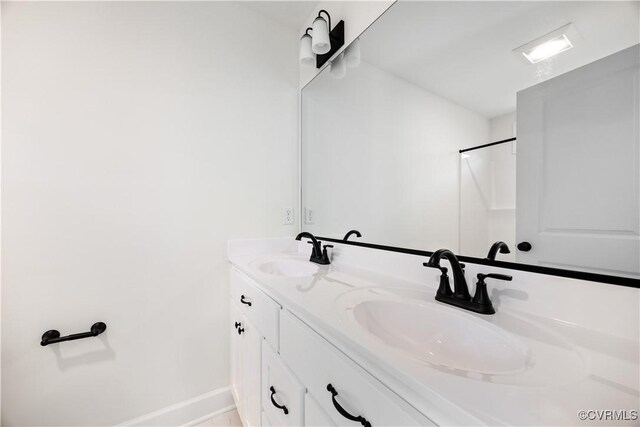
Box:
[312,17,331,55]
[299,34,314,66]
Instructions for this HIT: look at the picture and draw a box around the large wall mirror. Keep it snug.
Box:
[302,1,640,281]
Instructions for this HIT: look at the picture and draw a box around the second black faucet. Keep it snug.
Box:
[295,232,332,265]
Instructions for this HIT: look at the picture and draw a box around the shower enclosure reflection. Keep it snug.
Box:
[460,138,517,262]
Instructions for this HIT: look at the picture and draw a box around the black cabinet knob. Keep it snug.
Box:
[517,242,532,252]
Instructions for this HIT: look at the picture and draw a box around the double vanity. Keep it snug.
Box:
[228,237,639,426]
[228,3,640,425]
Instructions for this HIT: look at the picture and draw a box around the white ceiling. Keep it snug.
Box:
[359,1,640,118]
[241,1,319,31]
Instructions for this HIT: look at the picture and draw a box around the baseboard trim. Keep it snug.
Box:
[117,386,235,427]
[183,404,236,427]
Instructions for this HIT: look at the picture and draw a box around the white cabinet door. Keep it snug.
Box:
[516,45,639,277]
[262,342,305,426]
[242,316,263,427]
[230,302,244,418]
[231,303,262,427]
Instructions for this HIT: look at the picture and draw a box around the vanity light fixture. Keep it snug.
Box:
[513,23,579,64]
[299,10,345,69]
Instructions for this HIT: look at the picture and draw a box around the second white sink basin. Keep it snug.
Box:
[353,299,530,375]
[251,256,319,277]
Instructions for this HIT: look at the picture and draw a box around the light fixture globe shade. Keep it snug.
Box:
[330,52,346,79]
[312,17,331,55]
[299,34,314,66]
[345,38,361,68]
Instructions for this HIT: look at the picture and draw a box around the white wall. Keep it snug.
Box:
[299,1,394,88]
[1,2,298,426]
[302,61,489,250]
[490,111,516,141]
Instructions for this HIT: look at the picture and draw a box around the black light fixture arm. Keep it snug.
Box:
[317,9,332,30]
[41,322,107,346]
[304,27,313,36]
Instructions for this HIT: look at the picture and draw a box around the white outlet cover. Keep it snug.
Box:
[305,208,315,225]
[283,207,294,225]
[282,208,294,225]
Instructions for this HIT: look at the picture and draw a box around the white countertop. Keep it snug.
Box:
[228,238,640,426]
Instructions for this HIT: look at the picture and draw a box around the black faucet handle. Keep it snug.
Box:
[423,262,455,273]
[320,244,333,263]
[436,267,452,297]
[478,273,512,282]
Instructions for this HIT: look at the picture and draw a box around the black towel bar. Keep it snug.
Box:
[41,322,107,346]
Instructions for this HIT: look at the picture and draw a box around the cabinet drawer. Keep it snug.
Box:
[230,268,280,349]
[305,393,337,427]
[262,342,305,426]
[280,310,434,427]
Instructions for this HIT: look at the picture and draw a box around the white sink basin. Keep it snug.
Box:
[353,299,530,375]
[251,256,319,277]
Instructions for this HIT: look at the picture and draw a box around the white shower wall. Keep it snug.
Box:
[1,2,298,425]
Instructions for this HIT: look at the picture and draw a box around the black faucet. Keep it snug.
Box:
[486,241,510,261]
[424,249,512,315]
[424,249,470,300]
[343,229,362,241]
[295,232,332,265]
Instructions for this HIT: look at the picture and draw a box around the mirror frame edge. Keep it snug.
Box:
[315,236,640,288]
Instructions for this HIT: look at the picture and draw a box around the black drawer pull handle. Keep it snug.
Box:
[237,327,244,335]
[240,295,252,306]
[41,322,106,346]
[234,322,241,329]
[327,384,371,427]
[269,386,289,415]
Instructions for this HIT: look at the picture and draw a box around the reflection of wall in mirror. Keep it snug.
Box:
[302,61,489,251]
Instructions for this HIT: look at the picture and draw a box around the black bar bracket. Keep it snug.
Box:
[41,322,107,346]
[316,20,345,69]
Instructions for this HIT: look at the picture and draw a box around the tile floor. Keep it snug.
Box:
[194,409,242,427]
